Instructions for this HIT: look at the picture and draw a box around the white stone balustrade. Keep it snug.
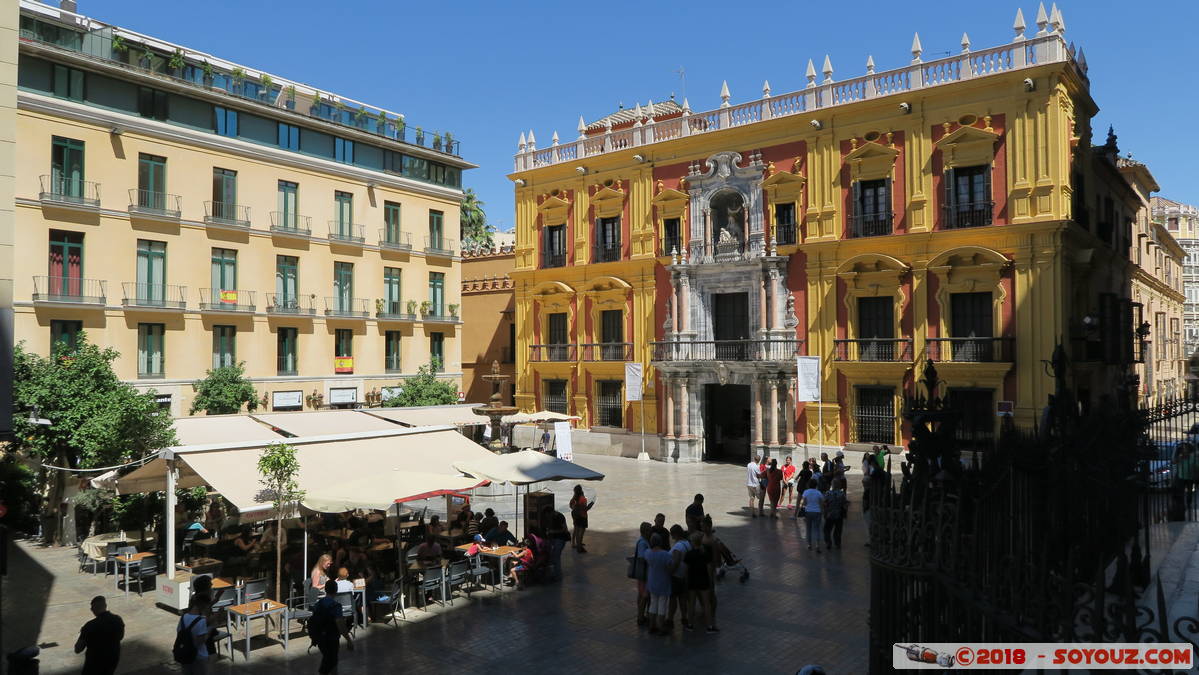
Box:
[513,9,1083,173]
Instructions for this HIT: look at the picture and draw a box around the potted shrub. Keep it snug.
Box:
[433,133,442,151]
[309,91,323,116]
[414,127,425,146]
[420,300,432,316]
[111,35,128,60]
[354,108,367,128]
[168,49,185,76]
[260,74,273,101]
[201,60,214,86]
[376,110,388,135]
[444,131,454,153]
[396,118,406,141]
[448,303,459,318]
[406,299,418,316]
[374,298,385,315]
[231,66,246,94]
[285,84,296,110]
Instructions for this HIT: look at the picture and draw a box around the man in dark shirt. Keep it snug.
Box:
[484,520,518,546]
[478,508,499,536]
[650,512,670,547]
[310,580,354,675]
[74,596,124,675]
[685,494,705,532]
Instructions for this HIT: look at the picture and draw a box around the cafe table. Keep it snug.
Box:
[211,577,243,606]
[454,544,521,587]
[226,599,288,661]
[113,552,154,597]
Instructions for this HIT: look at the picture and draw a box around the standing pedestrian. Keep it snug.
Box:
[746,455,763,517]
[798,479,824,552]
[798,459,813,494]
[819,452,834,491]
[685,494,705,532]
[569,484,596,552]
[546,510,570,580]
[832,449,848,481]
[540,427,551,452]
[651,512,670,547]
[757,456,769,515]
[643,534,673,635]
[782,456,798,509]
[174,595,210,675]
[633,522,651,625]
[685,532,717,633]
[666,525,692,631]
[309,579,354,674]
[765,459,784,518]
[822,477,848,550]
[75,596,124,675]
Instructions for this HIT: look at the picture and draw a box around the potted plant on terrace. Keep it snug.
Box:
[420,300,432,316]
[259,74,274,101]
[309,91,323,116]
[376,110,388,135]
[414,126,425,146]
[231,66,246,95]
[406,299,418,316]
[444,131,454,153]
[201,60,214,86]
[374,298,385,315]
[396,117,406,141]
[168,49,185,76]
[433,133,442,151]
[285,84,296,110]
[448,303,459,318]
[111,35,128,60]
[354,108,367,128]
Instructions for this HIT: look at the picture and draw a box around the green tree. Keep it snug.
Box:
[11,336,177,544]
[459,188,493,247]
[382,359,459,407]
[257,442,304,601]
[190,363,259,415]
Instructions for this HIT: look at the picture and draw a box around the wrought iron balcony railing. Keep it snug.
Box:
[204,201,251,227]
[324,296,370,318]
[199,288,256,312]
[833,338,913,362]
[276,355,298,376]
[122,282,186,309]
[542,251,567,268]
[266,294,316,315]
[593,243,622,263]
[270,211,312,236]
[775,222,797,246]
[128,189,181,218]
[328,222,365,244]
[425,236,456,257]
[582,343,633,361]
[652,338,801,362]
[529,344,576,362]
[379,230,413,251]
[39,175,100,207]
[376,300,417,321]
[32,276,106,304]
[848,211,893,238]
[663,235,682,257]
[942,201,994,229]
[925,336,1013,362]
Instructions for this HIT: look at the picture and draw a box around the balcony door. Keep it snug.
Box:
[212,168,237,219]
[601,309,624,360]
[334,262,353,311]
[713,292,749,360]
[136,239,166,304]
[211,248,237,296]
[857,296,894,361]
[547,312,568,361]
[950,291,993,362]
[48,230,82,297]
[275,255,298,309]
[51,136,84,198]
[137,153,166,209]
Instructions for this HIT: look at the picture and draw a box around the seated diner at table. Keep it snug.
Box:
[427,515,444,537]
[335,567,354,593]
[484,521,518,547]
[311,553,334,590]
[478,509,499,536]
[505,536,536,590]
[413,535,442,567]
[463,534,491,556]
[232,527,257,553]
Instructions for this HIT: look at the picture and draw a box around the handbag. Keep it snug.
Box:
[626,542,646,580]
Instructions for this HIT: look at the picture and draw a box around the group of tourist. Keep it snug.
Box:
[745,452,853,553]
[630,495,741,636]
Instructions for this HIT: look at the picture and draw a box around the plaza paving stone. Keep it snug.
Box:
[2,455,869,674]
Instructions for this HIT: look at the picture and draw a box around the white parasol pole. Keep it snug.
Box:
[165,454,177,579]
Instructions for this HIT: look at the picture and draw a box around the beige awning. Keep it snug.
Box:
[501,411,581,424]
[173,415,284,446]
[252,411,400,437]
[452,449,604,485]
[117,427,496,515]
[368,405,489,427]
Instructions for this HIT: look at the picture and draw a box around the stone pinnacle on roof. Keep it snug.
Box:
[1013,7,1026,41]
[646,99,656,121]
[527,129,536,150]
[577,116,586,140]
[518,131,526,151]
[911,32,923,64]
[633,102,643,126]
[682,98,691,113]
[551,131,559,146]
[720,80,731,108]
[762,80,771,98]
[805,59,817,88]
[866,55,875,75]
[1035,2,1049,35]
[822,55,834,83]
[1051,3,1065,35]
[961,32,971,53]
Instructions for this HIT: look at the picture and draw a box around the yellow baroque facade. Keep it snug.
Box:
[513,14,1150,462]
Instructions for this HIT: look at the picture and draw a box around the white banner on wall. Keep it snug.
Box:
[624,363,643,402]
[554,421,573,461]
[796,356,822,402]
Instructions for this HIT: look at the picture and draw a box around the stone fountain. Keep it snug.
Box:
[473,360,518,453]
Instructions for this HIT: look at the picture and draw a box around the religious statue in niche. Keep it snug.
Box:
[662,295,673,335]
[709,189,746,247]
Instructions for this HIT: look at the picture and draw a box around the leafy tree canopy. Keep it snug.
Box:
[258,442,304,600]
[190,362,259,415]
[11,335,177,469]
[460,187,493,248]
[382,359,459,407]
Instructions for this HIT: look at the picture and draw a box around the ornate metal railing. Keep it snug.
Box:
[122,282,186,309]
[199,288,256,312]
[128,189,181,218]
[204,201,250,227]
[925,336,1013,362]
[323,296,370,318]
[942,200,994,229]
[379,230,412,251]
[32,276,106,304]
[270,211,312,236]
[652,339,800,362]
[266,293,316,315]
[775,222,797,246]
[39,175,100,207]
[529,344,576,362]
[593,243,621,263]
[328,222,365,244]
[425,236,457,257]
[541,251,566,268]
[848,211,893,238]
[833,338,913,362]
[581,343,633,361]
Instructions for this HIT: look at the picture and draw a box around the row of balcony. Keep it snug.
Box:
[525,337,1015,364]
[37,179,456,255]
[29,277,461,323]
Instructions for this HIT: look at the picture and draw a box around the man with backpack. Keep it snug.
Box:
[173,595,210,674]
[822,477,849,550]
[309,579,354,674]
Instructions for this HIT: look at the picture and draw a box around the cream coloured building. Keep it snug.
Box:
[14,0,473,415]
[1153,196,1199,361]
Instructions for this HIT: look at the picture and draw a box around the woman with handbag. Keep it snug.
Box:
[630,522,651,625]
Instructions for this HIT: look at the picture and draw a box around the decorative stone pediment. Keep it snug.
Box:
[537,193,572,223]
[836,253,910,289]
[653,180,690,218]
[531,280,575,311]
[591,184,626,218]
[762,161,806,201]
[935,124,1000,169]
[845,140,899,182]
[581,275,631,293]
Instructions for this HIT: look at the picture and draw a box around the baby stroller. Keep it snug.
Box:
[713,539,750,583]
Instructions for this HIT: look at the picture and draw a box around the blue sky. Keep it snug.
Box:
[89,1,1199,228]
